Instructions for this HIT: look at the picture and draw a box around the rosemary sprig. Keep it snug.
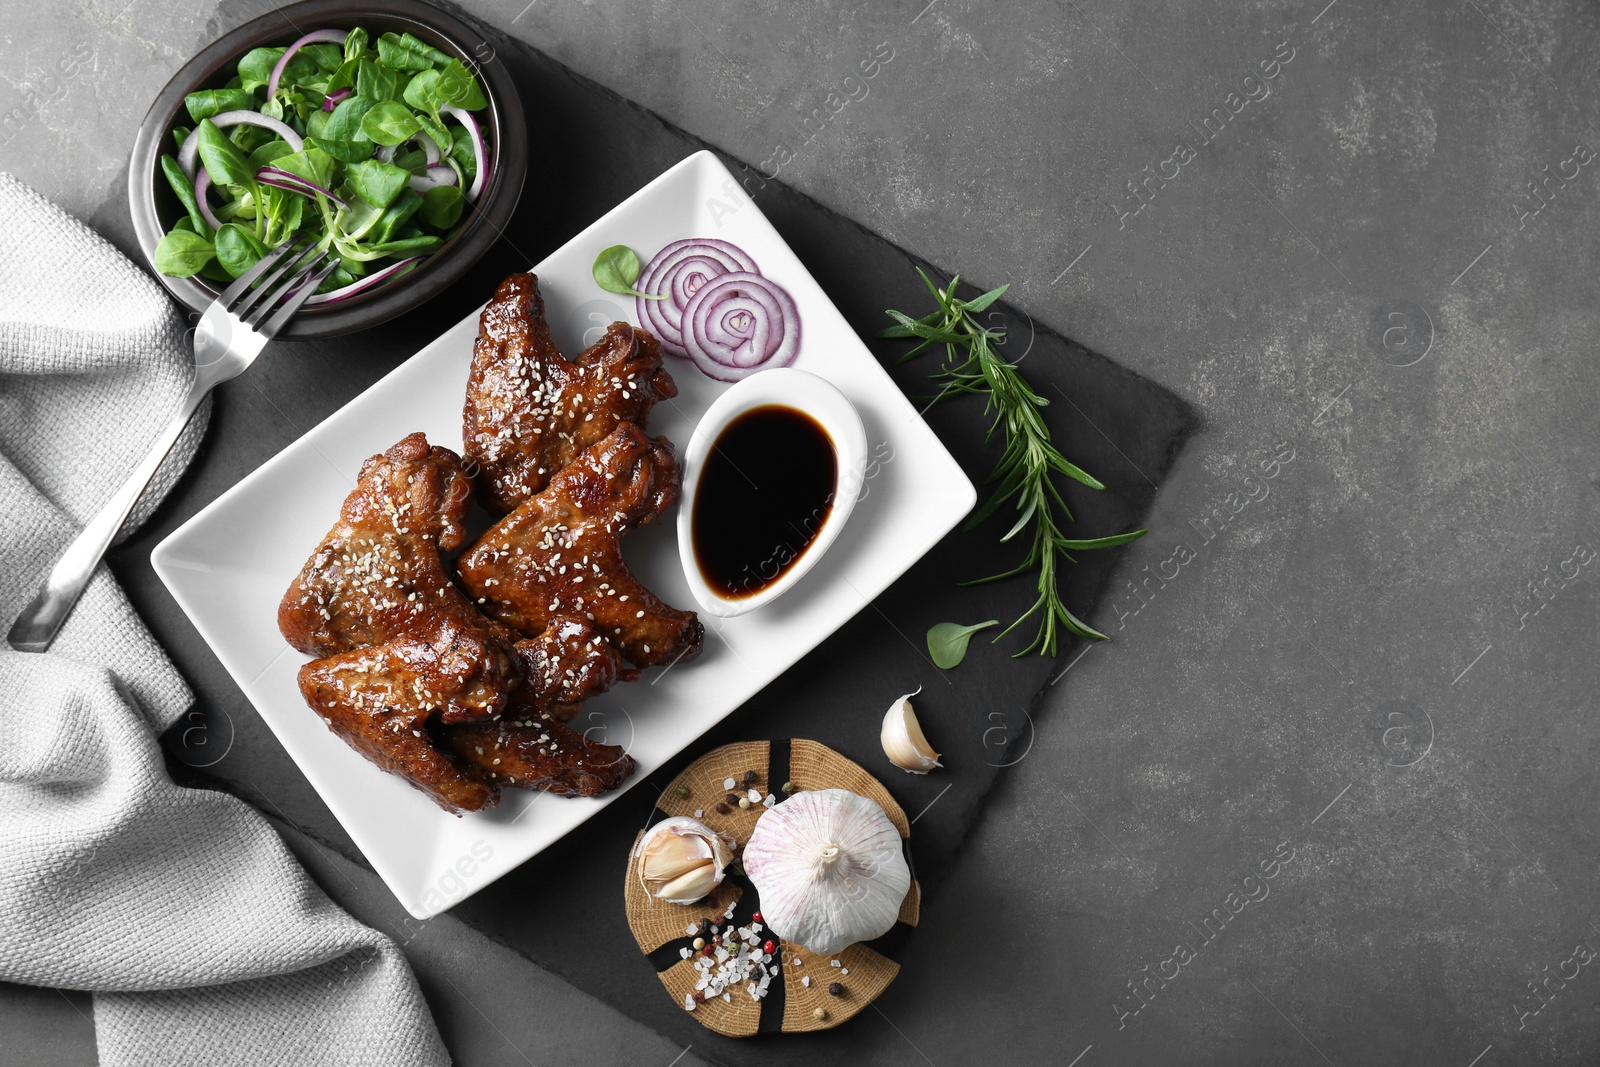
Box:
[880,268,1147,658]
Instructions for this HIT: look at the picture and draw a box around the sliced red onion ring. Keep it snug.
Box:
[678,271,800,382]
[193,169,221,231]
[266,29,347,101]
[443,105,488,202]
[323,87,353,112]
[634,238,759,357]
[178,110,304,179]
[418,131,442,165]
[258,165,349,209]
[304,257,420,305]
[407,165,457,193]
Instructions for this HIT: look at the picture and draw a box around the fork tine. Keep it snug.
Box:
[232,240,321,320]
[255,253,340,339]
[217,234,309,310]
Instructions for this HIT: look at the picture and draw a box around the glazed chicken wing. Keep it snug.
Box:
[457,422,704,668]
[438,618,637,796]
[462,272,677,514]
[278,432,520,722]
[512,614,638,721]
[297,636,500,815]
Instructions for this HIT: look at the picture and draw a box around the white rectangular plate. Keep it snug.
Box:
[153,151,975,918]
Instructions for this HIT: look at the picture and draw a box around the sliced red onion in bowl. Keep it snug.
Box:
[323,86,353,112]
[407,165,458,193]
[304,257,420,305]
[178,110,304,179]
[678,271,800,382]
[258,166,349,209]
[192,169,222,231]
[443,105,488,202]
[266,29,348,101]
[634,238,760,357]
[418,131,442,165]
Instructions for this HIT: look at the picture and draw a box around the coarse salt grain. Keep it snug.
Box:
[801,975,811,987]
[723,778,735,789]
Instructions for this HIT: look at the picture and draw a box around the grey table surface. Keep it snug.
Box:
[4,0,1599,1065]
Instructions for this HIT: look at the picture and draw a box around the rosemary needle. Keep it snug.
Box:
[880,268,1147,658]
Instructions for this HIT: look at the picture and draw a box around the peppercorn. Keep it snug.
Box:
[725,792,740,804]
[701,946,713,956]
[763,939,776,954]
[781,780,795,794]
[715,802,731,815]
[692,937,705,950]
[698,918,713,934]
[738,797,751,809]
[673,785,690,799]
[742,769,759,785]
[828,982,843,997]
[752,911,764,923]
[813,1007,827,1021]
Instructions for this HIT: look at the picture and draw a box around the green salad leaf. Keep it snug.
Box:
[436,60,487,110]
[345,159,411,208]
[356,58,398,102]
[213,223,267,278]
[376,31,448,71]
[323,95,376,144]
[237,48,284,92]
[185,88,255,121]
[420,185,463,229]
[361,100,420,146]
[195,119,254,187]
[159,154,209,237]
[154,229,214,276]
[343,27,369,63]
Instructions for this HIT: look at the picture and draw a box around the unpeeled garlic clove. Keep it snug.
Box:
[880,687,941,774]
[636,815,734,904]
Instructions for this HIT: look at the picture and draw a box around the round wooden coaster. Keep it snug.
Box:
[623,739,921,1036]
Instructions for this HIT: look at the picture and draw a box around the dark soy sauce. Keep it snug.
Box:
[692,405,838,600]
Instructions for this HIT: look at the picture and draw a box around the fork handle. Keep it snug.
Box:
[7,379,211,653]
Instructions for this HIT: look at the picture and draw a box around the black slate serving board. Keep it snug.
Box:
[115,11,1193,1065]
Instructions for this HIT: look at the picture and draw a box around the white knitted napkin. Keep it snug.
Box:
[0,173,449,1066]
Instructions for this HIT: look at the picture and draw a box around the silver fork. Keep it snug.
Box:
[7,237,339,653]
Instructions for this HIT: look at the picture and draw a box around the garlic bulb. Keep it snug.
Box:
[881,688,941,773]
[636,816,733,904]
[744,788,911,955]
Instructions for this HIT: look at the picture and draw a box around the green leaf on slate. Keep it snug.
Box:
[926,620,999,669]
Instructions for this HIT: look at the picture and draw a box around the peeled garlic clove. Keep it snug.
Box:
[636,815,733,905]
[639,827,713,882]
[881,687,941,774]
[656,864,723,902]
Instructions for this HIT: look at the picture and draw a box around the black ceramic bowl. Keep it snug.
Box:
[128,0,526,339]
